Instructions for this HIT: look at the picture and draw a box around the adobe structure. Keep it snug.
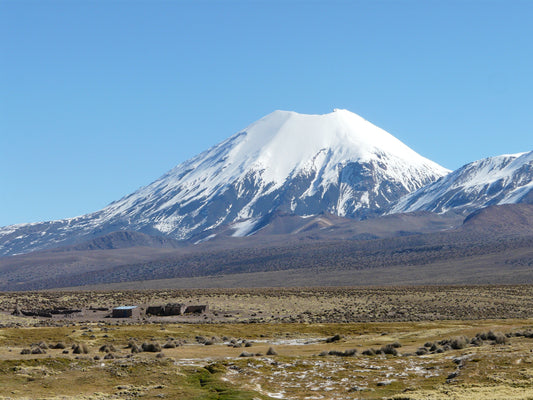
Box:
[112,306,137,318]
[146,303,208,316]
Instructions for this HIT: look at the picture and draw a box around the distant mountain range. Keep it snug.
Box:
[391,151,533,215]
[0,109,532,290]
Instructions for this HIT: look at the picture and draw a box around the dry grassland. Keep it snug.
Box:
[0,286,532,399]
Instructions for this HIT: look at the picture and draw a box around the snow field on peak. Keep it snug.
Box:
[81,110,452,236]
[105,110,446,214]
[237,109,448,184]
[0,109,452,255]
[390,151,533,214]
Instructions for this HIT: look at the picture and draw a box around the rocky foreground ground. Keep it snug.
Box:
[0,286,532,399]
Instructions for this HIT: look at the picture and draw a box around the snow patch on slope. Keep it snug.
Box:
[390,151,533,214]
[231,219,260,237]
[0,109,450,255]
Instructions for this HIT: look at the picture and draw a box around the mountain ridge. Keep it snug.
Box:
[0,109,448,256]
[390,151,533,215]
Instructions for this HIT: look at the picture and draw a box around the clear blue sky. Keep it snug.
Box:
[1,0,532,227]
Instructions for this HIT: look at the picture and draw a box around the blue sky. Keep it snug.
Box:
[1,0,532,227]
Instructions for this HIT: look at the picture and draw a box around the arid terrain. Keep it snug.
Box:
[2,205,533,292]
[0,286,533,399]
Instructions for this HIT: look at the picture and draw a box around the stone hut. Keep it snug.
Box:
[184,304,209,314]
[112,306,137,318]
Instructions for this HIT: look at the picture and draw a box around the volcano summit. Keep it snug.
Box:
[0,109,449,256]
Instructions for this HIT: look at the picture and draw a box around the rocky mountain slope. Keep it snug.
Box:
[0,109,448,256]
[2,204,532,290]
[390,151,533,215]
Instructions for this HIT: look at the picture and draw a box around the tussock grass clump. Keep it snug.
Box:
[195,336,207,344]
[493,333,509,345]
[512,329,533,338]
[362,348,376,356]
[130,344,142,353]
[266,347,277,356]
[72,344,89,354]
[142,342,161,352]
[416,347,428,356]
[477,331,496,341]
[325,334,342,343]
[327,349,357,357]
[475,331,509,345]
[99,344,116,353]
[450,336,469,350]
[126,341,142,353]
[381,344,399,356]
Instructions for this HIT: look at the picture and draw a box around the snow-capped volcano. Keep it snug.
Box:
[0,109,449,256]
[390,151,533,215]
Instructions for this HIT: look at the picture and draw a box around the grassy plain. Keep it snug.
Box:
[0,286,532,399]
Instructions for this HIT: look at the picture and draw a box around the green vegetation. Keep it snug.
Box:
[0,287,532,399]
